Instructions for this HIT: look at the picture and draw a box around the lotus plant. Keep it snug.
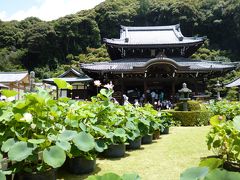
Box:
[0,79,72,177]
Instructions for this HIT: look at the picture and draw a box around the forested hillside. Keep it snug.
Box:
[0,0,240,79]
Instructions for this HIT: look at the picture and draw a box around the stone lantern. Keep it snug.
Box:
[215,80,222,101]
[178,83,192,111]
[30,71,35,92]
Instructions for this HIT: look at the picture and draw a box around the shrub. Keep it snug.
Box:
[210,100,240,120]
[174,100,204,111]
[166,110,212,126]
[226,87,238,101]
[207,115,240,165]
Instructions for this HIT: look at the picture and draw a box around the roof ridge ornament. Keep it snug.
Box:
[156,51,167,59]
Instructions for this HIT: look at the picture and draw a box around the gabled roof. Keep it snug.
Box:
[59,67,86,78]
[104,24,205,47]
[225,78,240,87]
[0,72,29,83]
[81,58,236,73]
[43,68,92,85]
[0,83,8,88]
[43,77,92,84]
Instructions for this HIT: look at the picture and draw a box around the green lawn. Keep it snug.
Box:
[58,126,213,180]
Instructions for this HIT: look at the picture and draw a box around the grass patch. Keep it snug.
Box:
[58,126,212,180]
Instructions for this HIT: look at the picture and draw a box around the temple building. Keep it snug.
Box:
[80,24,237,103]
[43,68,92,99]
[0,72,30,100]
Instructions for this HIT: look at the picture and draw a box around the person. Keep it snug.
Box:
[154,91,159,101]
[140,94,145,105]
[112,97,119,104]
[157,100,162,110]
[134,99,140,107]
[151,91,156,104]
[123,94,129,105]
[159,91,164,101]
[146,90,151,103]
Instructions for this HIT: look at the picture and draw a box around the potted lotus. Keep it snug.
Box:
[0,88,69,180]
[57,129,97,175]
[136,104,161,144]
[90,86,128,158]
[122,104,142,150]
[98,103,128,158]
[160,112,173,134]
[60,100,103,175]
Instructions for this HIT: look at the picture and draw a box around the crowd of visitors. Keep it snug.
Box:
[122,89,173,110]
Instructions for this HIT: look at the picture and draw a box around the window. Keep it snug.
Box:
[151,49,156,57]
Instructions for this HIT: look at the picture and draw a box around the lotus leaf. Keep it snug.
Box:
[73,132,95,152]
[59,130,77,141]
[180,167,209,180]
[43,145,66,168]
[199,158,223,171]
[1,138,16,152]
[8,142,34,161]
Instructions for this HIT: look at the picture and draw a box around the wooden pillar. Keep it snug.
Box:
[194,79,198,95]
[171,80,176,102]
[144,77,148,103]
[17,82,20,100]
[238,86,240,101]
[9,83,13,90]
[83,83,86,100]
[56,86,59,99]
[120,77,124,104]
[23,83,26,92]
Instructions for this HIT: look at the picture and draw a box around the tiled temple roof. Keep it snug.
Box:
[0,72,29,83]
[81,58,236,73]
[104,24,205,47]
[225,78,240,87]
[43,68,92,85]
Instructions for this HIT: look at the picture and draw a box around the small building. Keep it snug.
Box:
[0,71,30,100]
[43,68,92,99]
[225,78,240,88]
[0,83,9,100]
[81,24,237,103]
[0,83,8,89]
[225,77,240,100]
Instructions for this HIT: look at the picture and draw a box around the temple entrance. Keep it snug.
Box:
[146,81,172,100]
[145,63,176,102]
[146,63,176,79]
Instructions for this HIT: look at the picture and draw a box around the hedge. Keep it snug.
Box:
[174,100,205,111]
[165,110,212,126]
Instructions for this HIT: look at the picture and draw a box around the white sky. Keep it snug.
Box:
[0,0,105,21]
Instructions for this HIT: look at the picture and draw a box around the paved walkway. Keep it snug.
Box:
[59,126,212,180]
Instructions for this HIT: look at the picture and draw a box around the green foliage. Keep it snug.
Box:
[75,46,110,63]
[210,100,240,120]
[167,110,211,126]
[199,158,223,171]
[42,145,66,168]
[180,167,240,180]
[0,48,26,71]
[0,86,99,173]
[191,41,232,61]
[159,112,173,129]
[0,171,6,180]
[175,100,204,111]
[226,87,239,101]
[207,115,240,165]
[0,0,240,76]
[53,78,73,90]
[0,89,18,98]
[180,167,209,180]
[87,172,140,180]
